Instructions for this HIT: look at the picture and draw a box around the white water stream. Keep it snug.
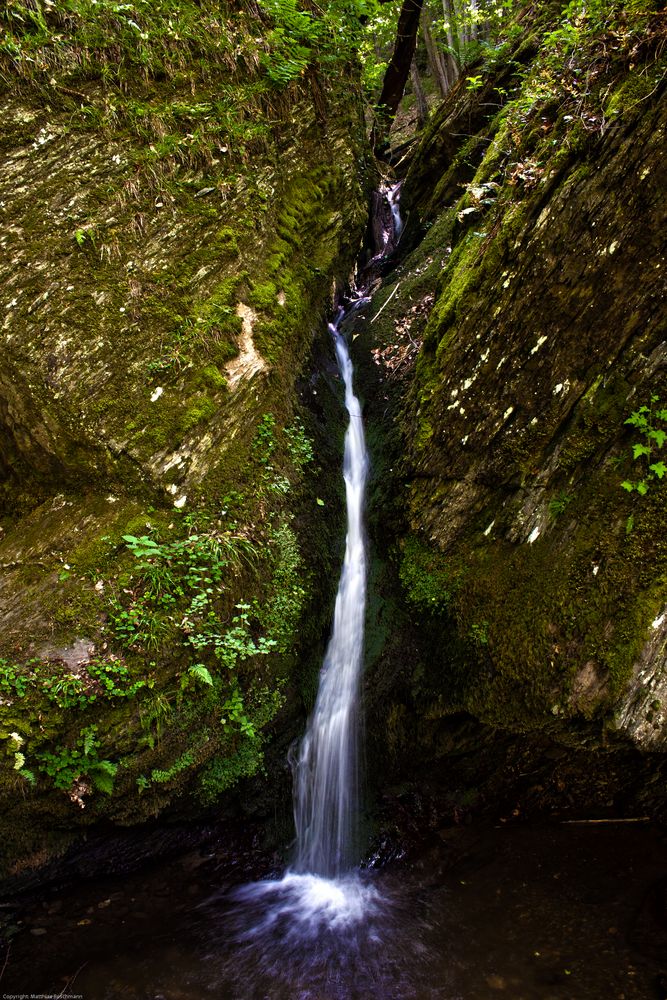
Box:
[226,295,378,938]
[222,184,402,951]
[291,310,369,878]
[387,180,403,243]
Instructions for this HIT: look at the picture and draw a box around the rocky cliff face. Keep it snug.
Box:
[356,3,667,819]
[0,2,369,882]
[2,0,666,885]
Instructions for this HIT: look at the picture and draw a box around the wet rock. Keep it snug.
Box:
[359,9,667,817]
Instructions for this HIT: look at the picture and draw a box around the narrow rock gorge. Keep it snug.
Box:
[1,0,665,910]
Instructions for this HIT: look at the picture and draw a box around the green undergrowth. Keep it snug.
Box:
[0,409,322,819]
[1,1,253,89]
[471,0,665,136]
[406,0,665,232]
[0,0,375,98]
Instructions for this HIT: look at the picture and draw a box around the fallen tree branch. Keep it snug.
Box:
[371,282,401,323]
[560,816,651,825]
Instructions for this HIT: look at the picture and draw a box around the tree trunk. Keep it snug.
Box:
[410,57,429,127]
[468,0,479,42]
[372,0,425,151]
[422,7,450,98]
[442,0,460,63]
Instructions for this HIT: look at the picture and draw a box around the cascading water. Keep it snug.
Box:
[206,185,406,995]
[387,181,403,243]
[289,181,401,879]
[225,292,379,942]
[291,306,369,878]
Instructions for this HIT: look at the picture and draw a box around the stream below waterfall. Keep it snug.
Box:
[1,820,665,998]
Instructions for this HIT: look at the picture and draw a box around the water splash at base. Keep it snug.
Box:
[230,872,383,941]
[203,870,436,1000]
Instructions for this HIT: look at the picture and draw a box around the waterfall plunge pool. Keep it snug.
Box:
[1,819,666,999]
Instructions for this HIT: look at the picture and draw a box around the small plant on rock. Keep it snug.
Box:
[621,395,667,495]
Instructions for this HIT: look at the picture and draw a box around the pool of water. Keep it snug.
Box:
[2,820,665,999]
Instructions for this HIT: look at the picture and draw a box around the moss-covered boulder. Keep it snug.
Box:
[356,1,667,806]
[0,1,369,881]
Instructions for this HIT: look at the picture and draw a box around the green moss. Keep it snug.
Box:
[605,65,666,118]
[213,227,240,256]
[258,522,308,653]
[399,534,459,613]
[249,280,279,311]
[419,464,667,730]
[179,395,217,434]
[197,735,263,803]
[195,365,227,392]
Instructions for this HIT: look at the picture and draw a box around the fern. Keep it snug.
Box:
[188,663,214,686]
[89,760,118,795]
[82,725,98,756]
[150,750,195,784]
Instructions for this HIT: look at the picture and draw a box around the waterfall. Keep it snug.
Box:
[387,181,403,243]
[223,185,402,952]
[291,313,370,878]
[290,182,401,877]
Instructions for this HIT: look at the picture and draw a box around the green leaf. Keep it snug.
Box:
[188,663,213,686]
[625,410,649,429]
[316,498,325,506]
[637,481,649,496]
[649,429,667,448]
[620,481,634,492]
[649,461,667,479]
[626,515,634,535]
[83,728,97,756]
[89,760,118,795]
[632,443,650,459]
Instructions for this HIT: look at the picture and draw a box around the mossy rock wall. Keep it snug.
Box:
[0,3,369,883]
[355,7,667,811]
